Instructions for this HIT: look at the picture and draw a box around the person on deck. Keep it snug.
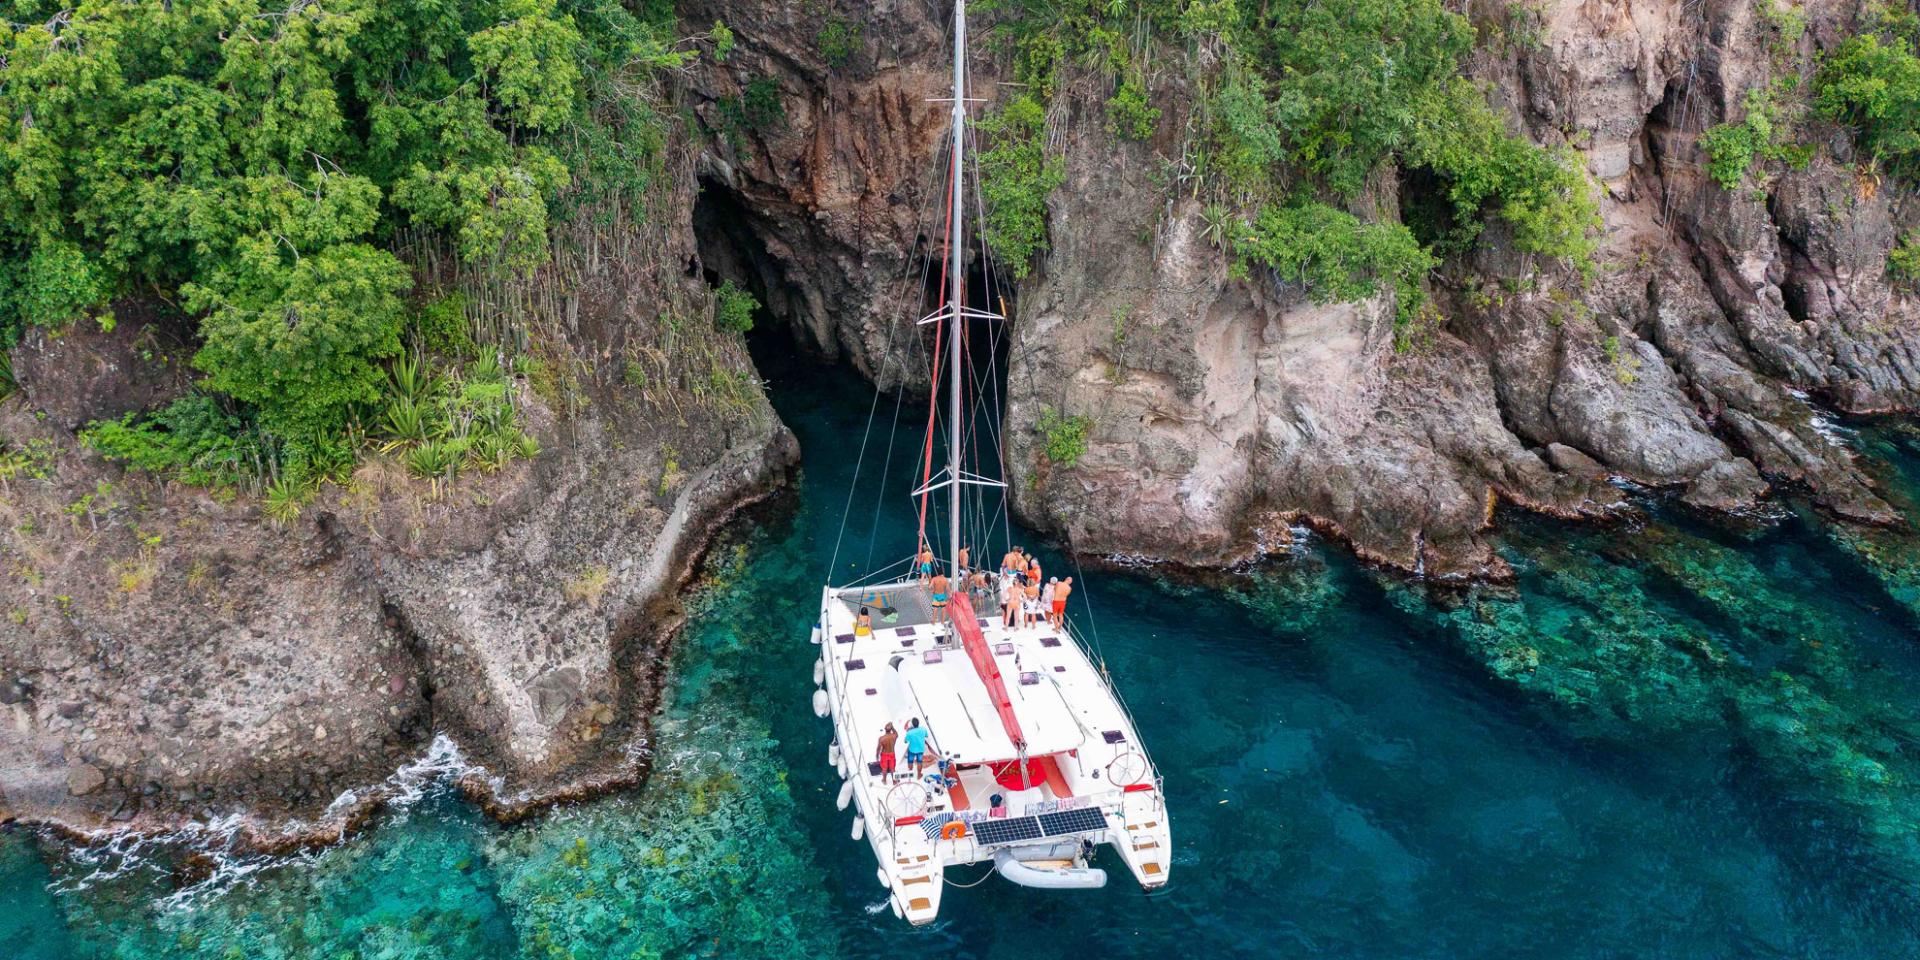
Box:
[855,606,873,636]
[970,569,991,608]
[917,545,935,584]
[902,718,932,778]
[1040,578,1057,625]
[957,545,970,576]
[1051,577,1072,629]
[928,570,950,627]
[1022,578,1042,630]
[1000,547,1021,578]
[1000,572,1020,626]
[876,723,899,781]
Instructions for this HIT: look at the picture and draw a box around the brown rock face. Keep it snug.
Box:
[692,0,1916,575]
[0,122,797,835]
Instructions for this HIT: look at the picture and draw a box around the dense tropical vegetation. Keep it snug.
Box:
[1815,3,1920,186]
[0,0,739,507]
[975,0,1600,329]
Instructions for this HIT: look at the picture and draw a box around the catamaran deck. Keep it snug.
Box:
[815,578,1169,923]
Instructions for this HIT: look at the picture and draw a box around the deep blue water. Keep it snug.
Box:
[8,349,1920,958]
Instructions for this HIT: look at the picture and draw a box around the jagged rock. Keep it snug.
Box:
[528,668,585,726]
[66,763,106,797]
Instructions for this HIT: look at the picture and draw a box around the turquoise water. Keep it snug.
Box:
[9,347,1920,956]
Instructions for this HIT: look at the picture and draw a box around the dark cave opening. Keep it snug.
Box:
[690,176,788,336]
[1398,164,1464,254]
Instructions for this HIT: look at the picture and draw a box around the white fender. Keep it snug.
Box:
[827,743,839,768]
[837,753,849,779]
[811,625,822,645]
[851,816,865,841]
[876,866,890,889]
[813,660,825,685]
[812,689,829,718]
[837,779,855,811]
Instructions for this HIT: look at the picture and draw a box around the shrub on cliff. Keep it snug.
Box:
[977,93,1065,279]
[1235,203,1438,328]
[1214,0,1599,263]
[1817,22,1920,184]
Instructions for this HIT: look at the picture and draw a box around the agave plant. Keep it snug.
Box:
[263,475,309,525]
[512,428,541,460]
[469,428,513,473]
[388,351,437,405]
[406,439,462,481]
[379,397,431,449]
[468,350,505,383]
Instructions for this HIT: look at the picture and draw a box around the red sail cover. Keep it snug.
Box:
[947,594,1025,751]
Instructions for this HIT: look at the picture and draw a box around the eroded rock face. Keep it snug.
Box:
[693,0,1916,576]
[680,0,957,390]
[0,133,797,834]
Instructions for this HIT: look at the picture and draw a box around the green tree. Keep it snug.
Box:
[187,242,412,441]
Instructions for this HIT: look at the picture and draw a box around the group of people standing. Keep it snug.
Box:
[914,543,1073,631]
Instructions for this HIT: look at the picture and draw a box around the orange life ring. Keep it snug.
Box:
[939,820,968,841]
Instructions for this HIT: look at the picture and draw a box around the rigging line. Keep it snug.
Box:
[917,129,959,550]
[964,120,1016,559]
[848,183,944,583]
[859,128,949,582]
[833,97,950,585]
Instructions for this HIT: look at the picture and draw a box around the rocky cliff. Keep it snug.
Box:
[0,128,796,836]
[691,0,1917,579]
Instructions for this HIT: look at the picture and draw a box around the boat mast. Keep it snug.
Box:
[946,0,967,578]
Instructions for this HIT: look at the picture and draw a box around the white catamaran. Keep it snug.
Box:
[808,0,1171,926]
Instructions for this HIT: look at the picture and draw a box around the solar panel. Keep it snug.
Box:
[1038,806,1109,837]
[971,816,1044,846]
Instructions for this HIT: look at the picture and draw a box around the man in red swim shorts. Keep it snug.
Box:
[877,723,899,780]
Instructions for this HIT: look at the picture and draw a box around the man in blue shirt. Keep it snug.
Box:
[902,718,932,778]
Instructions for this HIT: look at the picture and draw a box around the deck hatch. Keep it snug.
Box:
[835,634,856,645]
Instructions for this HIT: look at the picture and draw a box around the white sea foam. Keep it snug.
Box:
[46,735,506,910]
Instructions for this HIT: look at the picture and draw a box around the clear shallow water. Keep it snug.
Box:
[8,351,1920,957]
